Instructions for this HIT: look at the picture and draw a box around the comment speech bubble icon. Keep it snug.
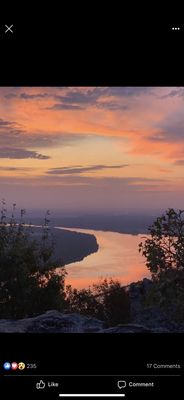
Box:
[117,380,126,389]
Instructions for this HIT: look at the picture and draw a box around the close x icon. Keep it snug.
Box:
[1,24,14,34]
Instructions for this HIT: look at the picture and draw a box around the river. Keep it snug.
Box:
[55,227,150,289]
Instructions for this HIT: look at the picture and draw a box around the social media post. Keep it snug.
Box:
[0,14,184,400]
[0,85,183,398]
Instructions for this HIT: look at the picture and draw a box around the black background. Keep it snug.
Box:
[0,16,184,85]
[0,14,184,398]
[0,333,183,397]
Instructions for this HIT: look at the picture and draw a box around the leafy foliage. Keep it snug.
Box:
[139,208,184,276]
[139,208,184,322]
[66,278,131,326]
[0,201,66,318]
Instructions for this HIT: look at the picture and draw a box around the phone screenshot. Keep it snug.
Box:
[0,17,183,399]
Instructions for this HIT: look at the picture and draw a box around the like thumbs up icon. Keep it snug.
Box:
[36,380,46,389]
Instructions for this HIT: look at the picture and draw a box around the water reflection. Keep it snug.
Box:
[55,227,150,289]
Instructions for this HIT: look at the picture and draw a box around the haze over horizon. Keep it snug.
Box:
[1,86,184,215]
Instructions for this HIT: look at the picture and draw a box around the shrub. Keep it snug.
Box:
[139,208,184,323]
[66,278,131,326]
[139,208,184,277]
[0,201,66,318]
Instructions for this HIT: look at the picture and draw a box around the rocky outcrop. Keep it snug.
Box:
[99,324,159,333]
[0,308,183,333]
[0,311,105,333]
[0,310,163,333]
[126,278,184,332]
[0,311,106,333]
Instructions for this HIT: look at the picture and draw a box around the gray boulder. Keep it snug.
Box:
[0,310,105,333]
[99,323,154,333]
[125,278,184,332]
[0,310,180,333]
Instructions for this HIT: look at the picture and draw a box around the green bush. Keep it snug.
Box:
[139,208,184,276]
[66,278,131,326]
[139,208,184,323]
[0,201,66,318]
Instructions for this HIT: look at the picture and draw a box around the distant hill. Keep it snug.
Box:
[45,214,156,234]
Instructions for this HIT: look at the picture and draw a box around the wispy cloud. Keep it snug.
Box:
[159,88,184,99]
[0,118,15,127]
[0,118,92,148]
[4,87,153,112]
[0,174,167,189]
[0,166,32,171]
[173,160,184,166]
[46,164,128,175]
[0,148,50,160]
[96,102,128,111]
[105,87,153,97]
[48,103,84,110]
[47,88,151,110]
[20,92,50,100]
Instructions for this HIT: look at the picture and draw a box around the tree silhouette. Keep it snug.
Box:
[139,208,184,322]
[0,201,66,318]
[139,208,184,276]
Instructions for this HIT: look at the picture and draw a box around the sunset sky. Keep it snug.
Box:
[1,86,184,215]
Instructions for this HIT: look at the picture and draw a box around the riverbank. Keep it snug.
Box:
[31,226,99,265]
